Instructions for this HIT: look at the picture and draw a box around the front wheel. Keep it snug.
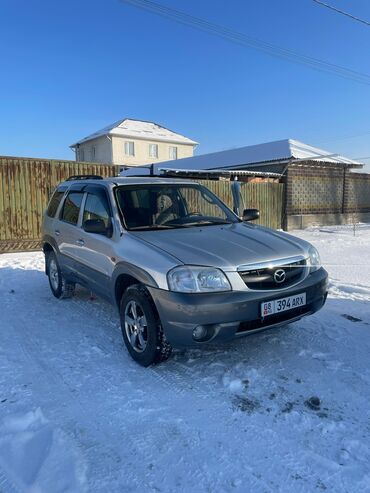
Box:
[47,251,75,299]
[120,284,172,366]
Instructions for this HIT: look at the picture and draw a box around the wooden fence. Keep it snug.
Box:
[0,157,119,253]
[241,182,284,229]
[198,180,284,229]
[0,157,285,253]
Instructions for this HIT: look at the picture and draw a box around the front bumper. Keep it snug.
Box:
[148,268,328,347]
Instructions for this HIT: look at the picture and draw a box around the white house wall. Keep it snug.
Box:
[77,136,112,164]
[111,135,194,166]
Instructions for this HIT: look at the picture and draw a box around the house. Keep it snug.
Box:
[70,118,198,166]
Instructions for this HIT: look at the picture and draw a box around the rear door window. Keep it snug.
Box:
[61,192,84,225]
[47,190,64,218]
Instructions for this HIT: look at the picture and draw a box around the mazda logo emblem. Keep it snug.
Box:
[274,269,286,284]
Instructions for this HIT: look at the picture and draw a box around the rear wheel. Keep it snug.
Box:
[120,284,172,366]
[47,251,75,299]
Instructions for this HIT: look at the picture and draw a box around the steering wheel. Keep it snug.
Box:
[161,212,204,226]
[183,212,202,217]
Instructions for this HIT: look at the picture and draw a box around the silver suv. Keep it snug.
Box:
[42,175,328,366]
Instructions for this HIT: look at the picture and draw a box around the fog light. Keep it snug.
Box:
[193,326,208,341]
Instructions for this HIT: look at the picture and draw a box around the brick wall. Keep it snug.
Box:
[286,163,370,216]
[343,172,370,213]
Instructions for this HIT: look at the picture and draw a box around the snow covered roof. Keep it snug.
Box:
[159,168,283,178]
[70,119,198,147]
[148,139,362,172]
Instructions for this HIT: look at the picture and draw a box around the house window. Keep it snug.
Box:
[91,146,96,160]
[169,146,178,160]
[125,141,135,156]
[79,149,85,161]
[149,143,158,158]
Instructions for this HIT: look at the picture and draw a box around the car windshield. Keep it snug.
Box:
[115,184,239,231]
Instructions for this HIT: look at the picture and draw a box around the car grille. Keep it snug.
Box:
[238,257,307,290]
[237,303,313,333]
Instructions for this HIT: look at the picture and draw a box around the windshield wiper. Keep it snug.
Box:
[128,224,189,231]
[129,220,235,231]
[181,220,234,227]
[128,224,173,231]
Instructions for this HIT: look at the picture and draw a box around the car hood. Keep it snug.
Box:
[131,222,310,270]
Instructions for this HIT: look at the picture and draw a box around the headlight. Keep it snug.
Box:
[167,266,231,293]
[307,246,321,273]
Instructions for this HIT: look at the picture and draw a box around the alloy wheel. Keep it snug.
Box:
[124,300,148,353]
[49,258,59,291]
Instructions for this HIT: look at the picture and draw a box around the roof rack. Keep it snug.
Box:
[67,175,103,181]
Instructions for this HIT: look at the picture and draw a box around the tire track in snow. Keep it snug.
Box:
[72,289,267,407]
[0,469,20,493]
[329,279,370,302]
[70,291,231,402]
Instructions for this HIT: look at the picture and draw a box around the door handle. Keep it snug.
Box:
[54,230,60,236]
[76,239,85,246]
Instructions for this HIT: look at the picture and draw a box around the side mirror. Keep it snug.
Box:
[83,219,108,235]
[242,208,260,222]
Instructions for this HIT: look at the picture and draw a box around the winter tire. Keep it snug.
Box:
[120,284,172,366]
[47,251,75,299]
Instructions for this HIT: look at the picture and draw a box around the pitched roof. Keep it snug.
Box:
[70,118,198,147]
[151,138,363,171]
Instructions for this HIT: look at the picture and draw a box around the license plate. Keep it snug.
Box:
[261,293,306,317]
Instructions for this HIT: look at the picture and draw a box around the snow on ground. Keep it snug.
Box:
[0,224,369,493]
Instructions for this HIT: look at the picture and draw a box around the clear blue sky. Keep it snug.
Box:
[1,0,369,170]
